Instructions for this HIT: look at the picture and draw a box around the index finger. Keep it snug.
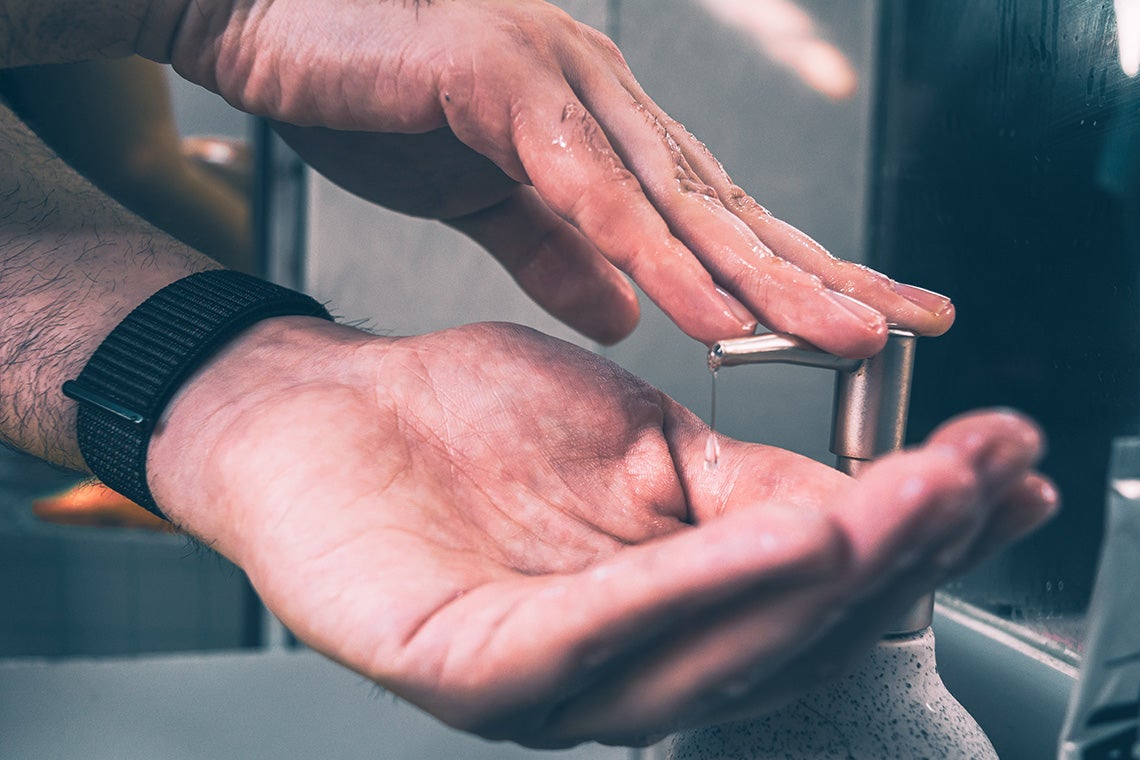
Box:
[549,41,891,355]
[606,69,957,339]
[507,80,760,344]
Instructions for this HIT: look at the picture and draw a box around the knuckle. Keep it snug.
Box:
[580,24,628,67]
[673,161,719,200]
[724,184,770,216]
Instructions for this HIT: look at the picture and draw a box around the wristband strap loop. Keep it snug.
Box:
[63,270,333,519]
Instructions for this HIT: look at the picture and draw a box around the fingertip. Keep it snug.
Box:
[715,286,759,332]
[1011,472,1061,526]
[892,282,953,314]
[891,282,956,336]
[678,302,757,347]
[923,300,956,336]
[816,290,889,358]
[552,263,642,345]
[587,306,641,346]
[521,262,642,345]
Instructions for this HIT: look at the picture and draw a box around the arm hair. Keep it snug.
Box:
[0,98,216,468]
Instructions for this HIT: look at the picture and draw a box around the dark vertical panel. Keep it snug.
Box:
[868,0,1140,620]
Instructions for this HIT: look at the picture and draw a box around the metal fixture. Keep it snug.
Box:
[708,327,931,634]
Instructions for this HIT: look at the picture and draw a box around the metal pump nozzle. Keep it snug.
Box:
[709,327,932,634]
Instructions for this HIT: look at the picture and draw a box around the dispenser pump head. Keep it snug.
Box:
[708,328,931,634]
[830,329,917,477]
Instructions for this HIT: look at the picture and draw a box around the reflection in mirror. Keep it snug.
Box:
[868,0,1140,654]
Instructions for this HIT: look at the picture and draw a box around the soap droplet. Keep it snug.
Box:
[704,431,721,471]
[704,366,720,471]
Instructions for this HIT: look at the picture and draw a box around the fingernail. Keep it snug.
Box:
[1022,476,1061,525]
[825,290,887,330]
[893,283,953,316]
[716,286,757,330]
[980,433,1044,482]
[1035,478,1057,526]
[1035,478,1060,512]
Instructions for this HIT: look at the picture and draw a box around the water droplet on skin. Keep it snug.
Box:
[755,532,778,552]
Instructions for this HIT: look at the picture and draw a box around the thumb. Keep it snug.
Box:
[447,186,641,345]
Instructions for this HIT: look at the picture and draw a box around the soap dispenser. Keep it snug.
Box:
[666,328,998,760]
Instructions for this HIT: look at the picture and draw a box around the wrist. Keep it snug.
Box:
[65,271,334,521]
[146,316,387,553]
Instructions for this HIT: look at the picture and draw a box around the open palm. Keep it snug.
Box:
[150,320,1054,748]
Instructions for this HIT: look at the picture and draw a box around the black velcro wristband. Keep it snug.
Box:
[62,270,334,519]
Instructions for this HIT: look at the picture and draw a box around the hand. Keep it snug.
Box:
[158,0,954,355]
[147,318,1055,748]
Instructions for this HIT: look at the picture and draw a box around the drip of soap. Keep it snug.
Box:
[704,368,720,471]
[704,431,721,471]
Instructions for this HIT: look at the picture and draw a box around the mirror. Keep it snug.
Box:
[868,0,1140,653]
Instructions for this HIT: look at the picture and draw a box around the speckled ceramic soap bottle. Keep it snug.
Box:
[667,330,996,760]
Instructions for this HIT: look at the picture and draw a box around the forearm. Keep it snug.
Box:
[0,58,254,269]
[0,0,190,67]
[0,100,217,468]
